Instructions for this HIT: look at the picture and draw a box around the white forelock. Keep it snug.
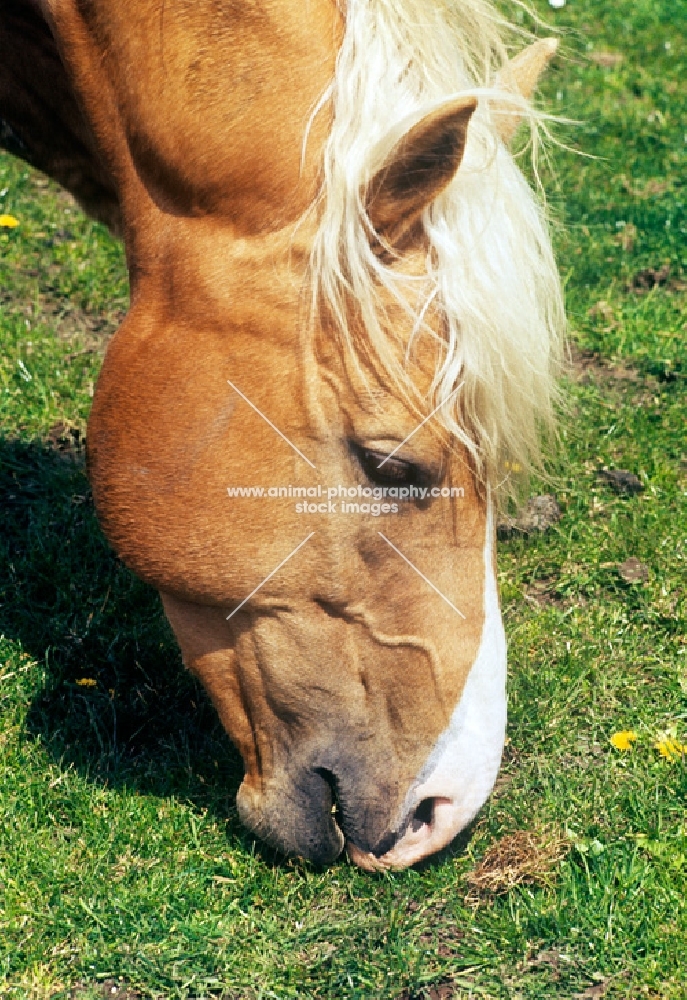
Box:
[307,0,565,497]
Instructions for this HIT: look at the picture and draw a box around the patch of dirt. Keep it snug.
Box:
[490,769,514,798]
[466,828,569,899]
[557,740,605,771]
[629,263,686,294]
[424,986,456,1000]
[617,557,649,584]
[524,574,564,607]
[524,948,571,982]
[0,225,126,350]
[2,282,125,351]
[586,300,619,330]
[497,494,561,539]
[68,982,141,1000]
[588,50,623,68]
[417,924,465,959]
[614,221,637,252]
[575,981,610,1000]
[568,341,641,385]
[620,175,673,199]
[596,468,644,494]
[69,983,249,1000]
[397,981,459,1000]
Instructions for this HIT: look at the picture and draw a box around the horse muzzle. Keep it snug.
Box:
[235,751,484,869]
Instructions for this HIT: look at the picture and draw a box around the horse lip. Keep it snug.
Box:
[346,841,393,872]
[236,772,346,865]
[347,794,460,870]
[345,813,410,871]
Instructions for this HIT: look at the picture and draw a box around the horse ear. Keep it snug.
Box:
[494,37,559,145]
[365,97,477,254]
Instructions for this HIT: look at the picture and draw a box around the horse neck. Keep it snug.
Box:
[48,0,342,252]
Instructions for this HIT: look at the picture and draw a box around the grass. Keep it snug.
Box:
[0,0,685,996]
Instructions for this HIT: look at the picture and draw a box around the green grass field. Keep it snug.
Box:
[0,1,685,996]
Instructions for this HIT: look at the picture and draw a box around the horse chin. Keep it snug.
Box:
[236,774,345,866]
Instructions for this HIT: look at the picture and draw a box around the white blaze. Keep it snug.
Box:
[379,497,507,867]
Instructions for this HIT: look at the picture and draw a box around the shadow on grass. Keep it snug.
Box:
[0,436,252,835]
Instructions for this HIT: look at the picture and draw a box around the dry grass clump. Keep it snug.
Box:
[467,827,569,898]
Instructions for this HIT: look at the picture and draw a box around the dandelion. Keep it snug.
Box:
[75,677,97,688]
[654,737,685,762]
[0,214,19,228]
[610,730,638,751]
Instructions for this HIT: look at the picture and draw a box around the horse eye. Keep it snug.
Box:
[353,445,426,487]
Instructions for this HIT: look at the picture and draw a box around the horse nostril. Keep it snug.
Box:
[411,797,435,832]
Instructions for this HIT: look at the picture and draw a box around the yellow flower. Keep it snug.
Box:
[610,730,638,751]
[654,737,686,762]
[0,214,19,228]
[75,677,97,687]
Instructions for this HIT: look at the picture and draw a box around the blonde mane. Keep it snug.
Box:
[308,0,565,497]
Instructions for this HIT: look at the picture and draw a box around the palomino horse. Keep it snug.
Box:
[0,0,563,868]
